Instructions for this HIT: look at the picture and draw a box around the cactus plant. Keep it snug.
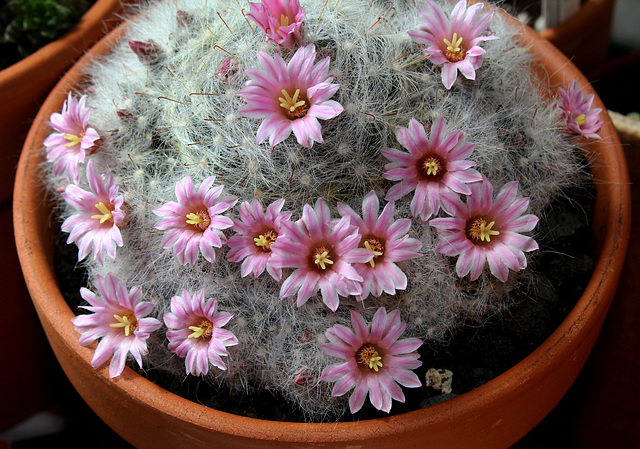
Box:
[40,0,603,422]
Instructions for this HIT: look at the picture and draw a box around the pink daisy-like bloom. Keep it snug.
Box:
[337,191,422,300]
[71,273,162,378]
[44,92,101,183]
[558,80,604,139]
[430,177,539,282]
[246,0,306,48]
[237,44,344,148]
[227,198,293,281]
[163,289,239,376]
[381,117,483,221]
[408,0,499,90]
[320,307,423,414]
[153,175,237,266]
[61,160,126,265]
[270,198,373,312]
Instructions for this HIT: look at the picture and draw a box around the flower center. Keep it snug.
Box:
[313,246,334,270]
[356,344,383,372]
[417,154,446,181]
[188,319,214,339]
[274,14,290,38]
[64,132,85,147]
[254,229,278,252]
[467,217,500,243]
[364,238,384,268]
[91,202,114,224]
[443,32,466,62]
[186,210,211,231]
[279,88,308,120]
[421,156,442,176]
[110,311,138,336]
[574,114,587,126]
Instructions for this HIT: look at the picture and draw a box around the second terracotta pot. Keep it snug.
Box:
[540,0,616,77]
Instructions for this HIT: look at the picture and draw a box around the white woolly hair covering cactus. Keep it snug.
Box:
[43,0,592,421]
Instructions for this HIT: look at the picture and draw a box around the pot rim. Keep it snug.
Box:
[13,4,631,445]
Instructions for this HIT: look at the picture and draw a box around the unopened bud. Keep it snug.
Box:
[293,366,312,386]
[176,10,194,26]
[128,40,162,64]
[116,109,135,121]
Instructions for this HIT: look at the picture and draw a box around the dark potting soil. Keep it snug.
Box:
[54,180,594,423]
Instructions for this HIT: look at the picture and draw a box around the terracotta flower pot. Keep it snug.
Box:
[13,7,630,449]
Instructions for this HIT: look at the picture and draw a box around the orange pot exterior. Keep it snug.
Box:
[13,9,630,449]
[540,0,616,77]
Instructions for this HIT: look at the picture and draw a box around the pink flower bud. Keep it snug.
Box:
[129,40,162,63]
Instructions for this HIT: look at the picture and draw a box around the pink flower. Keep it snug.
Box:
[430,177,539,282]
[408,0,498,89]
[71,273,162,378]
[61,160,126,265]
[227,198,293,280]
[163,289,239,376]
[381,117,482,221]
[270,198,373,312]
[237,44,344,148]
[558,80,603,139]
[320,307,423,414]
[44,92,100,183]
[153,175,237,266]
[337,191,422,300]
[246,0,306,48]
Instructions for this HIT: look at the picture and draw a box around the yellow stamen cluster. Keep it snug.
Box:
[574,114,587,126]
[110,311,138,336]
[468,218,500,242]
[443,32,466,62]
[364,238,384,268]
[188,319,214,339]
[254,230,278,251]
[313,247,334,270]
[274,14,290,38]
[186,210,211,231]
[422,156,441,176]
[64,132,84,147]
[356,345,383,372]
[279,89,307,119]
[91,202,114,224]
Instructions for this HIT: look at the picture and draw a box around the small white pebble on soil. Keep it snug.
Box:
[425,368,454,394]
